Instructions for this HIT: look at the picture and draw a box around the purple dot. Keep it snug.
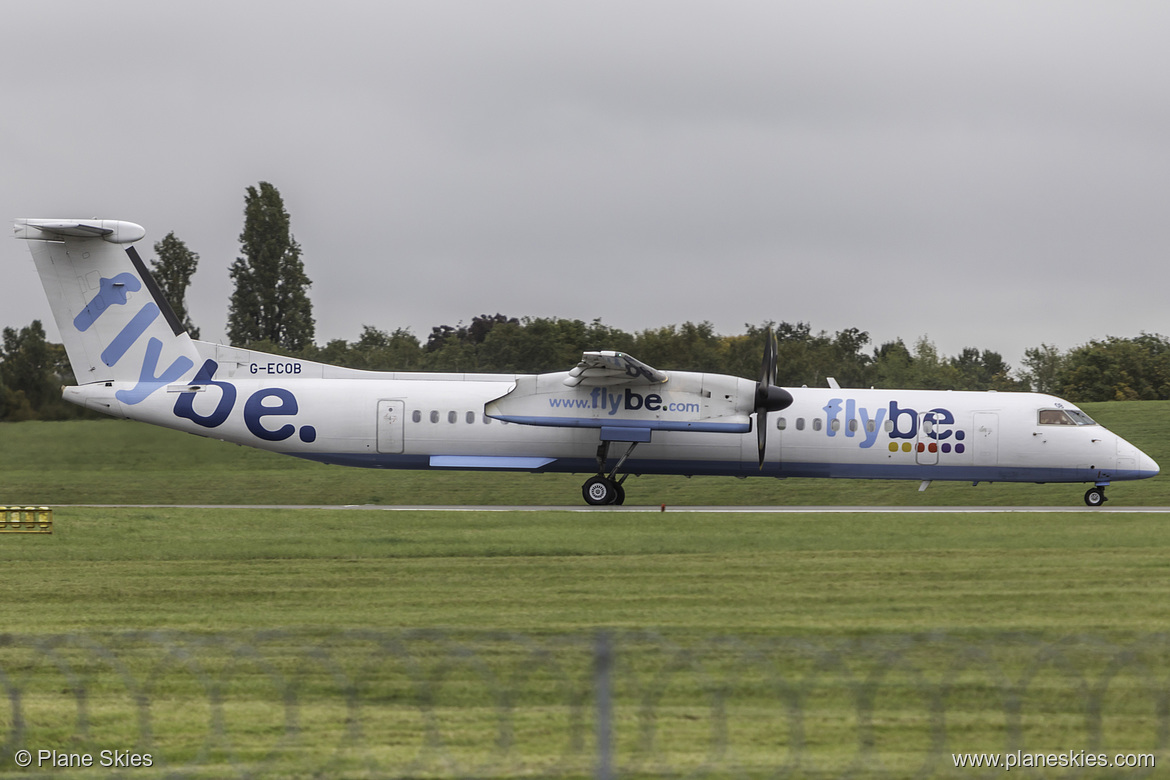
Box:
[955,430,966,441]
[941,443,951,453]
[299,426,317,443]
[955,443,965,454]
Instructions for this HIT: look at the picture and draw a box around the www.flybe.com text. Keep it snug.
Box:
[548,388,700,416]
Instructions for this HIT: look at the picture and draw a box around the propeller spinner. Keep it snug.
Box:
[756,329,794,468]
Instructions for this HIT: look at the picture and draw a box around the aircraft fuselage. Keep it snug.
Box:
[64,346,1156,488]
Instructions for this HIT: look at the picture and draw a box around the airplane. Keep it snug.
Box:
[12,217,1160,507]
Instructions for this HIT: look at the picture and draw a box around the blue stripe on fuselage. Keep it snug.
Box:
[288,452,1155,483]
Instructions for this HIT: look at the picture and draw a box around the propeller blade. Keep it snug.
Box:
[759,328,777,386]
[757,409,768,468]
[755,328,791,470]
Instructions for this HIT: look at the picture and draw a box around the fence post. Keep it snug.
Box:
[595,630,615,780]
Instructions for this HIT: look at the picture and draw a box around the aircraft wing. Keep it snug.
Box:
[562,351,667,387]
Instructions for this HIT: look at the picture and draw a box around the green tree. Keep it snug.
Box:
[480,317,628,373]
[0,381,35,421]
[827,327,872,388]
[0,321,81,420]
[425,314,518,355]
[349,325,423,371]
[632,321,724,373]
[732,322,872,389]
[1019,343,1065,394]
[771,321,828,386]
[869,336,959,390]
[950,347,1022,391]
[870,338,915,388]
[149,232,201,338]
[227,182,315,350]
[1060,334,1170,401]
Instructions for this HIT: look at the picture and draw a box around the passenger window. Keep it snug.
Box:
[848,419,858,433]
[483,415,492,424]
[448,411,457,424]
[812,418,823,432]
[466,411,475,424]
[776,417,786,430]
[866,420,876,433]
[412,410,421,423]
[795,418,805,431]
[430,410,439,423]
[884,420,894,432]
[830,419,840,432]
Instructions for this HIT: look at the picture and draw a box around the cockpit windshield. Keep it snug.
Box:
[1038,408,1097,426]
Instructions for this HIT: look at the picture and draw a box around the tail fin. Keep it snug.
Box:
[14,219,201,404]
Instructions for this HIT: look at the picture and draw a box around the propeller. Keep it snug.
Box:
[756,328,794,468]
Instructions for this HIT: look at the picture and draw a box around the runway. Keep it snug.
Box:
[58,504,1170,513]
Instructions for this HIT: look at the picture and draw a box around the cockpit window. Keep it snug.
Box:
[1038,408,1097,426]
[1038,409,1074,425]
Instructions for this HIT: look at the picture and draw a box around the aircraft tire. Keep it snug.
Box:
[583,476,618,505]
[1084,487,1107,507]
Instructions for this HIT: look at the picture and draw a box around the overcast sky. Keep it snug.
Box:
[3,1,1167,370]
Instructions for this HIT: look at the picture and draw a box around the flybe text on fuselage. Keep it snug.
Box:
[818,398,967,452]
[173,360,317,443]
[547,388,701,415]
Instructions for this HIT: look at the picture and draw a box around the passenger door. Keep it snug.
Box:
[973,412,998,467]
[376,400,405,454]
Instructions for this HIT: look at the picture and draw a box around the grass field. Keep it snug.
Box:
[3,506,1168,777]
[1,403,1169,776]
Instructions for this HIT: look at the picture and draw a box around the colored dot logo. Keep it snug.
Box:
[888,431,966,454]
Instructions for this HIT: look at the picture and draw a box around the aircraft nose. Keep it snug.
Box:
[1140,450,1160,478]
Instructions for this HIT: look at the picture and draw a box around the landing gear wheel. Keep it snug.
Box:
[1084,487,1108,507]
[583,476,619,505]
[613,482,626,506]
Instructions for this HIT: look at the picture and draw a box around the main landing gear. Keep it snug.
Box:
[1084,486,1108,507]
[582,440,639,505]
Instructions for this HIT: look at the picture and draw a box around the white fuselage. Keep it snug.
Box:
[65,343,1157,486]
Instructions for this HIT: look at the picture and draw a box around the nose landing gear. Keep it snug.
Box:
[1084,486,1108,507]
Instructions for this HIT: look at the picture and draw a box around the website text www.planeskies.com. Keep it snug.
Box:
[952,750,1154,771]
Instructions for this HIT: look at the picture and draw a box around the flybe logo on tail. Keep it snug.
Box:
[74,272,194,405]
[821,399,967,454]
[73,273,141,332]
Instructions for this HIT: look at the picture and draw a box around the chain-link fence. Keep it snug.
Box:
[1,631,1165,778]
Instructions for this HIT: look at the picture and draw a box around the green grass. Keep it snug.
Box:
[1,507,1169,777]
[1,399,1167,506]
[3,507,1170,635]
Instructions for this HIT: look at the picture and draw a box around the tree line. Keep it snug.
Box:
[2,181,1168,420]
[6,312,1169,422]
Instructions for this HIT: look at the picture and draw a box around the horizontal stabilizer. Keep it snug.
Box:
[14,219,146,244]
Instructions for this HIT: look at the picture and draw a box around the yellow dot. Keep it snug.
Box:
[888,443,898,453]
[902,442,912,452]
